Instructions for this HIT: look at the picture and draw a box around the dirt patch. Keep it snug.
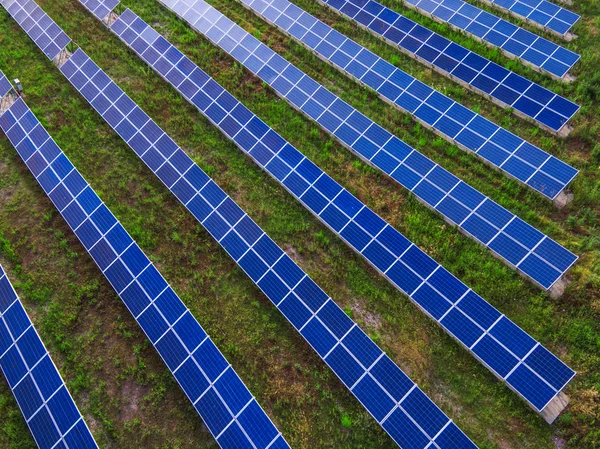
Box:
[119,380,147,423]
[570,387,600,418]
[263,29,291,55]
[283,243,307,266]
[350,298,432,379]
[350,296,383,332]
[386,328,433,379]
[74,392,102,438]
[86,414,102,438]
[566,135,594,161]
[497,440,514,449]
[0,183,15,203]
[432,385,463,418]
[0,160,20,203]
[552,436,567,449]
[269,358,309,399]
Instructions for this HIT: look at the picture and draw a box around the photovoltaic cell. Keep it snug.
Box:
[371,0,580,78]
[79,0,119,20]
[155,0,578,291]
[0,263,98,449]
[317,0,579,132]
[0,0,70,59]
[0,74,288,449]
[481,0,579,38]
[105,5,573,418]
[0,75,12,97]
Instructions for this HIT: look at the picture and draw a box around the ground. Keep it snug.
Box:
[0,0,598,447]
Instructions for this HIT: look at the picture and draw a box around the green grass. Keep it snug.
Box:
[0,0,599,447]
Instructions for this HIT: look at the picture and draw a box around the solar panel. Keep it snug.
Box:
[79,0,119,20]
[56,44,480,449]
[1,6,482,445]
[155,0,578,292]
[316,0,579,132]
[240,0,579,174]
[0,74,12,97]
[87,4,574,420]
[0,0,70,60]
[0,264,99,449]
[480,0,580,38]
[0,81,289,449]
[373,0,580,78]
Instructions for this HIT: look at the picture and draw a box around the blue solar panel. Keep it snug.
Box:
[481,0,579,37]
[0,80,288,449]
[0,0,70,60]
[360,0,580,78]
[105,5,574,419]
[0,264,98,449]
[0,75,12,97]
[80,0,120,21]
[317,0,579,132]
[152,0,577,290]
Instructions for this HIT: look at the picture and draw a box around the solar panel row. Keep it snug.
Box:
[107,5,575,418]
[316,0,580,132]
[393,0,580,78]
[0,0,70,59]
[481,0,579,37]
[158,0,578,292]
[0,84,289,449]
[79,0,119,21]
[56,39,479,449]
[239,0,579,187]
[0,262,98,449]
